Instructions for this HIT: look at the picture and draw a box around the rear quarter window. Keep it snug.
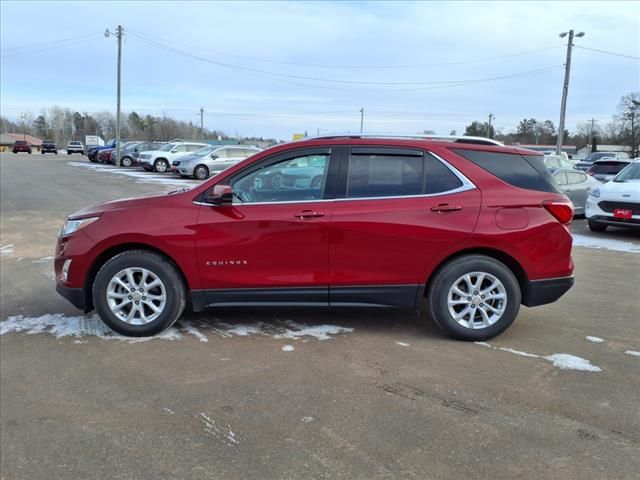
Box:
[451,149,561,194]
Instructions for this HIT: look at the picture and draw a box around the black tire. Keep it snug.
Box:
[67,151,71,155]
[41,151,45,154]
[54,151,58,155]
[154,158,169,173]
[194,164,209,180]
[588,220,607,232]
[92,250,186,337]
[121,156,132,167]
[426,255,521,341]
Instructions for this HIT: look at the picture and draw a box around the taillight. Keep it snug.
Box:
[543,200,573,225]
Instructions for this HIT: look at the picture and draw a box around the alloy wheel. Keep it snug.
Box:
[106,267,167,325]
[447,271,507,329]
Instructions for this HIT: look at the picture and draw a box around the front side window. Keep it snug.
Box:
[173,145,188,153]
[159,143,176,152]
[230,153,330,204]
[554,171,568,186]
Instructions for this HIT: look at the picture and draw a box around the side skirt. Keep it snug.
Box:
[189,285,423,312]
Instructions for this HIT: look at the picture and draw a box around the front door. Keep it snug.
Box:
[329,147,481,307]
[194,148,336,306]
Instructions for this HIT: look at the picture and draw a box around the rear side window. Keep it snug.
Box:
[424,154,462,193]
[452,149,560,193]
[567,171,587,184]
[347,154,423,198]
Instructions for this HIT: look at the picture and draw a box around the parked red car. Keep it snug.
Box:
[55,135,574,340]
[12,140,32,154]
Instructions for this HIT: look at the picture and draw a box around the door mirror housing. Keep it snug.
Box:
[210,154,219,159]
[206,185,233,205]
[604,175,614,182]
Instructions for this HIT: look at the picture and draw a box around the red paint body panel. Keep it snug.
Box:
[55,137,574,309]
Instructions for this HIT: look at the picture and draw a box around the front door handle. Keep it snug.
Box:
[430,204,462,212]
[294,210,325,219]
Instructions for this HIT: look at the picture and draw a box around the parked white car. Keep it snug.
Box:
[138,142,208,172]
[585,162,640,232]
[66,141,85,155]
[173,145,262,179]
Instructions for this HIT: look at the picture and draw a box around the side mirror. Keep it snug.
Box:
[206,185,233,205]
[604,175,614,182]
[210,154,218,159]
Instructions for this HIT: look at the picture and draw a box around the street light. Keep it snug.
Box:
[556,29,585,155]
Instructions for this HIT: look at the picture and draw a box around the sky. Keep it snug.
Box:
[1,0,639,140]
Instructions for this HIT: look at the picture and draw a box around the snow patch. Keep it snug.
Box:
[32,256,54,264]
[0,244,14,257]
[68,162,196,187]
[476,342,601,372]
[0,314,354,344]
[281,344,294,352]
[198,413,239,446]
[624,350,640,357]
[544,353,602,372]
[395,341,410,347]
[586,336,604,343]
[301,416,315,423]
[273,321,354,341]
[572,233,640,254]
[164,408,175,415]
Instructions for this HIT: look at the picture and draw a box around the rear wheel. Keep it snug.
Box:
[426,255,521,341]
[93,250,186,337]
[194,165,209,180]
[121,156,132,167]
[588,220,607,232]
[154,158,169,173]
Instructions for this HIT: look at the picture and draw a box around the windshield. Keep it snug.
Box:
[193,147,215,157]
[159,143,176,152]
[585,152,614,162]
[589,161,629,175]
[614,163,640,182]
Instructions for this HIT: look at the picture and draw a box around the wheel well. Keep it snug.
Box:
[83,243,189,311]
[424,248,528,299]
[154,157,168,164]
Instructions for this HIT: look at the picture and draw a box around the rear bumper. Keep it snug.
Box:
[56,283,88,311]
[522,276,574,307]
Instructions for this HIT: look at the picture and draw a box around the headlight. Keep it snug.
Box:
[589,187,600,198]
[59,217,99,237]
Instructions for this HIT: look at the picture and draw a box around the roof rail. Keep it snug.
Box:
[303,133,504,147]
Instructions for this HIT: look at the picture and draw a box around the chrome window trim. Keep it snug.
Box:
[194,149,476,207]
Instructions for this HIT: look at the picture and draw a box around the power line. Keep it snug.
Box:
[128,29,560,69]
[1,32,101,51]
[575,45,640,61]
[1,34,103,57]
[128,31,562,90]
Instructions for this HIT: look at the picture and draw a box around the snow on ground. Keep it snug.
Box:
[586,336,605,343]
[0,314,354,344]
[67,162,197,187]
[572,233,640,254]
[394,341,410,347]
[624,350,640,357]
[475,341,602,372]
[0,244,14,257]
[281,344,295,352]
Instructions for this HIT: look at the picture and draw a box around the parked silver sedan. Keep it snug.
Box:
[173,146,262,179]
[552,168,600,216]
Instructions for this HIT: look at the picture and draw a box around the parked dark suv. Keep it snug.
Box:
[42,139,58,154]
[12,140,32,154]
[55,135,574,340]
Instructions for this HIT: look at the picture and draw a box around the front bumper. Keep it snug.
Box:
[522,276,574,307]
[56,283,88,311]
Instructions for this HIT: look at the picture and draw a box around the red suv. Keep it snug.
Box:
[12,140,32,154]
[55,135,574,340]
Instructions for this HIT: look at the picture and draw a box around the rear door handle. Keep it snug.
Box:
[294,210,325,219]
[430,204,462,212]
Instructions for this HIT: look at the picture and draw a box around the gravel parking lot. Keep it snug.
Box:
[1,152,639,480]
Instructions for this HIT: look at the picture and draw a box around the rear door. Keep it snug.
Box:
[328,146,481,307]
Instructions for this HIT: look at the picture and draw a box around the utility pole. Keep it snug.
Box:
[588,118,597,154]
[105,26,124,166]
[359,107,364,133]
[20,112,26,140]
[200,108,204,140]
[556,29,585,155]
[487,113,494,139]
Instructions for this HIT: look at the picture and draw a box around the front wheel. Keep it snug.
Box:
[154,158,168,173]
[121,156,132,167]
[93,250,186,337]
[194,165,209,180]
[588,220,607,232]
[426,255,521,341]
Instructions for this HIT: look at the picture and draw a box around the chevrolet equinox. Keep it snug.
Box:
[55,135,575,340]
